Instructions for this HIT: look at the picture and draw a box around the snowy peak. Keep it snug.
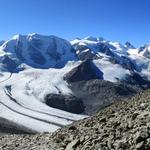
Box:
[71,37,132,68]
[71,36,130,57]
[124,41,135,49]
[0,33,149,80]
[139,44,150,59]
[0,34,75,71]
[71,36,150,83]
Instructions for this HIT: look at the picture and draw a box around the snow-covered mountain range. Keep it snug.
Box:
[0,33,149,133]
[71,36,150,81]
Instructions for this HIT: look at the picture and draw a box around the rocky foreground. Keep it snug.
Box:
[1,89,150,150]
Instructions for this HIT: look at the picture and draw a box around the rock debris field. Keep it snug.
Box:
[0,89,150,150]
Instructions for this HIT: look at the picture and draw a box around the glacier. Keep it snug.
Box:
[0,33,149,133]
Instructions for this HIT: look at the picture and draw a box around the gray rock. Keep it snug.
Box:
[45,94,84,114]
[1,88,150,150]
[135,129,149,143]
[65,139,80,150]
[64,59,103,83]
[69,79,140,114]
[136,141,145,150]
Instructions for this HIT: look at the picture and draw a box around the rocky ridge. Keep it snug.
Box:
[1,89,150,150]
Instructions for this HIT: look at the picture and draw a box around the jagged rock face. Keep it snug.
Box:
[138,44,150,59]
[77,49,99,61]
[109,55,137,71]
[125,41,135,49]
[64,60,103,82]
[72,38,139,73]
[124,72,150,89]
[138,45,148,54]
[73,41,114,61]
[45,94,84,114]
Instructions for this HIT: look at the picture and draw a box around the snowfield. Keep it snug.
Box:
[0,62,85,133]
[93,58,130,82]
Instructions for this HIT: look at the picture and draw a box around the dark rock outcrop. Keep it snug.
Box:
[2,55,18,72]
[63,59,142,115]
[45,94,84,114]
[125,41,135,49]
[124,72,150,89]
[64,60,103,82]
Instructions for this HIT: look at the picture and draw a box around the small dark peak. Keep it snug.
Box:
[64,59,103,82]
[139,44,150,58]
[125,41,135,49]
[138,45,147,53]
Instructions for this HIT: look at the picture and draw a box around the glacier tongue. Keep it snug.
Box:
[0,61,85,133]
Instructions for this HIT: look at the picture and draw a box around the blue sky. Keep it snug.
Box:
[0,0,150,46]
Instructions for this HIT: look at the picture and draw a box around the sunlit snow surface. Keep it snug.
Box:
[0,62,86,133]
[93,58,130,82]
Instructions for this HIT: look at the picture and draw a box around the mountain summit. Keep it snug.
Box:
[0,33,75,72]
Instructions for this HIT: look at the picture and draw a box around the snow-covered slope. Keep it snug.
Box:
[71,36,150,82]
[71,37,130,82]
[0,34,84,133]
[0,61,85,133]
[0,33,75,72]
[0,34,149,133]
